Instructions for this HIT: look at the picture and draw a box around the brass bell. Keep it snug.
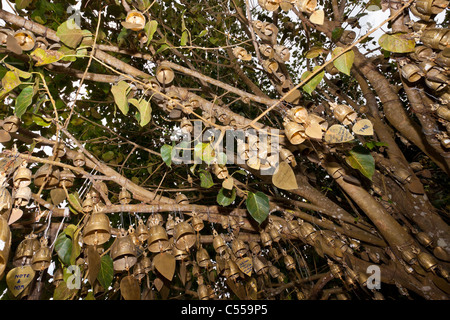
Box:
[191,212,204,232]
[269,265,283,281]
[298,221,316,241]
[436,47,450,68]
[147,224,170,253]
[328,259,343,280]
[288,106,309,124]
[53,143,66,158]
[227,259,241,281]
[59,168,75,188]
[249,241,261,255]
[13,233,40,267]
[280,148,297,167]
[0,28,13,46]
[231,238,248,258]
[73,150,86,167]
[196,246,211,268]
[268,226,282,243]
[124,10,146,31]
[259,44,274,58]
[331,103,357,125]
[136,219,149,243]
[287,219,300,236]
[83,212,111,246]
[13,186,32,207]
[53,268,64,287]
[14,30,36,51]
[180,117,193,134]
[400,246,418,265]
[141,255,152,273]
[229,216,239,231]
[284,121,306,145]
[213,163,228,180]
[175,193,189,205]
[253,255,269,275]
[414,0,449,16]
[31,238,51,271]
[197,284,209,300]
[82,194,94,213]
[133,261,146,281]
[173,220,196,251]
[13,163,32,188]
[283,253,296,271]
[417,252,438,271]
[147,213,164,228]
[212,230,227,255]
[274,44,290,62]
[2,115,20,133]
[258,0,280,11]
[296,0,317,13]
[34,163,60,189]
[155,64,175,85]
[110,230,137,271]
[401,64,423,82]
[119,188,132,205]
[0,216,11,277]
[416,232,433,247]
[165,214,175,236]
[262,59,279,74]
[128,226,140,246]
[172,239,189,261]
[269,246,280,260]
[0,188,12,220]
[260,230,272,247]
[420,28,450,50]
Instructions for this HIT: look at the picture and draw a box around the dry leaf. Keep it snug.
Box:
[8,208,23,225]
[272,162,298,190]
[310,9,324,25]
[153,252,176,281]
[6,266,35,297]
[352,119,374,136]
[324,124,354,143]
[87,246,101,286]
[305,122,323,139]
[120,275,141,300]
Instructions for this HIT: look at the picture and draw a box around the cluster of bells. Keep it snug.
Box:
[400,0,450,148]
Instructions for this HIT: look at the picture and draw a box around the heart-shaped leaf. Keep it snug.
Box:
[8,208,23,225]
[87,246,101,286]
[378,33,415,53]
[30,48,64,66]
[50,188,66,206]
[153,252,176,281]
[111,81,130,116]
[301,66,325,95]
[97,254,114,290]
[324,124,354,143]
[332,47,355,76]
[14,86,34,118]
[120,275,141,300]
[272,162,298,191]
[353,119,374,136]
[56,19,84,48]
[346,146,375,180]
[217,187,236,206]
[310,9,324,25]
[6,266,35,297]
[237,257,253,276]
[54,231,73,266]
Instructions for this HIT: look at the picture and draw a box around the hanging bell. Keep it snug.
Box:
[231,238,248,258]
[259,44,275,58]
[249,241,261,255]
[175,193,189,205]
[417,252,438,271]
[173,220,196,251]
[13,163,32,188]
[13,186,32,207]
[0,28,13,46]
[119,188,131,205]
[262,59,279,74]
[0,216,11,277]
[124,10,146,31]
[279,148,297,167]
[253,255,269,275]
[180,117,193,134]
[268,226,282,243]
[53,268,64,287]
[212,230,227,255]
[165,214,175,236]
[83,212,111,246]
[133,261,146,281]
[400,246,418,265]
[2,115,20,133]
[110,230,137,271]
[34,163,60,189]
[146,213,164,228]
[420,28,450,50]
[269,265,283,282]
[155,64,175,85]
[172,238,189,261]
[274,44,290,62]
[128,226,140,246]
[288,106,309,124]
[331,103,357,125]
[260,230,272,247]
[14,30,36,51]
[197,284,209,300]
[416,232,434,247]
[0,188,12,220]
[401,64,423,82]
[196,247,211,268]
[73,150,86,167]
[435,47,450,68]
[258,0,280,11]
[414,0,449,16]
[82,194,94,213]
[136,219,149,243]
[298,221,316,241]
[191,212,204,232]
[287,219,300,236]
[213,164,228,180]
[283,253,296,271]
[147,224,170,253]
[13,233,40,267]
[296,0,317,13]
[59,168,75,188]
[53,143,66,158]
[141,255,153,273]
[31,238,52,271]
[284,121,306,145]
[227,259,241,281]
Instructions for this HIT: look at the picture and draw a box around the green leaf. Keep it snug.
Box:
[32,114,51,127]
[0,71,22,98]
[332,47,355,76]
[102,151,115,162]
[4,63,32,79]
[54,232,73,266]
[14,86,34,118]
[180,30,188,46]
[70,227,81,265]
[111,81,130,115]
[232,169,248,176]
[199,170,214,188]
[246,191,269,224]
[198,29,208,37]
[97,254,114,290]
[160,144,173,167]
[15,0,33,10]
[305,46,325,59]
[217,187,236,206]
[332,27,344,42]
[30,47,65,66]
[301,66,325,95]
[56,19,84,48]
[144,20,158,45]
[378,33,415,53]
[53,281,75,300]
[346,146,375,180]
[68,192,82,214]
[136,99,152,127]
